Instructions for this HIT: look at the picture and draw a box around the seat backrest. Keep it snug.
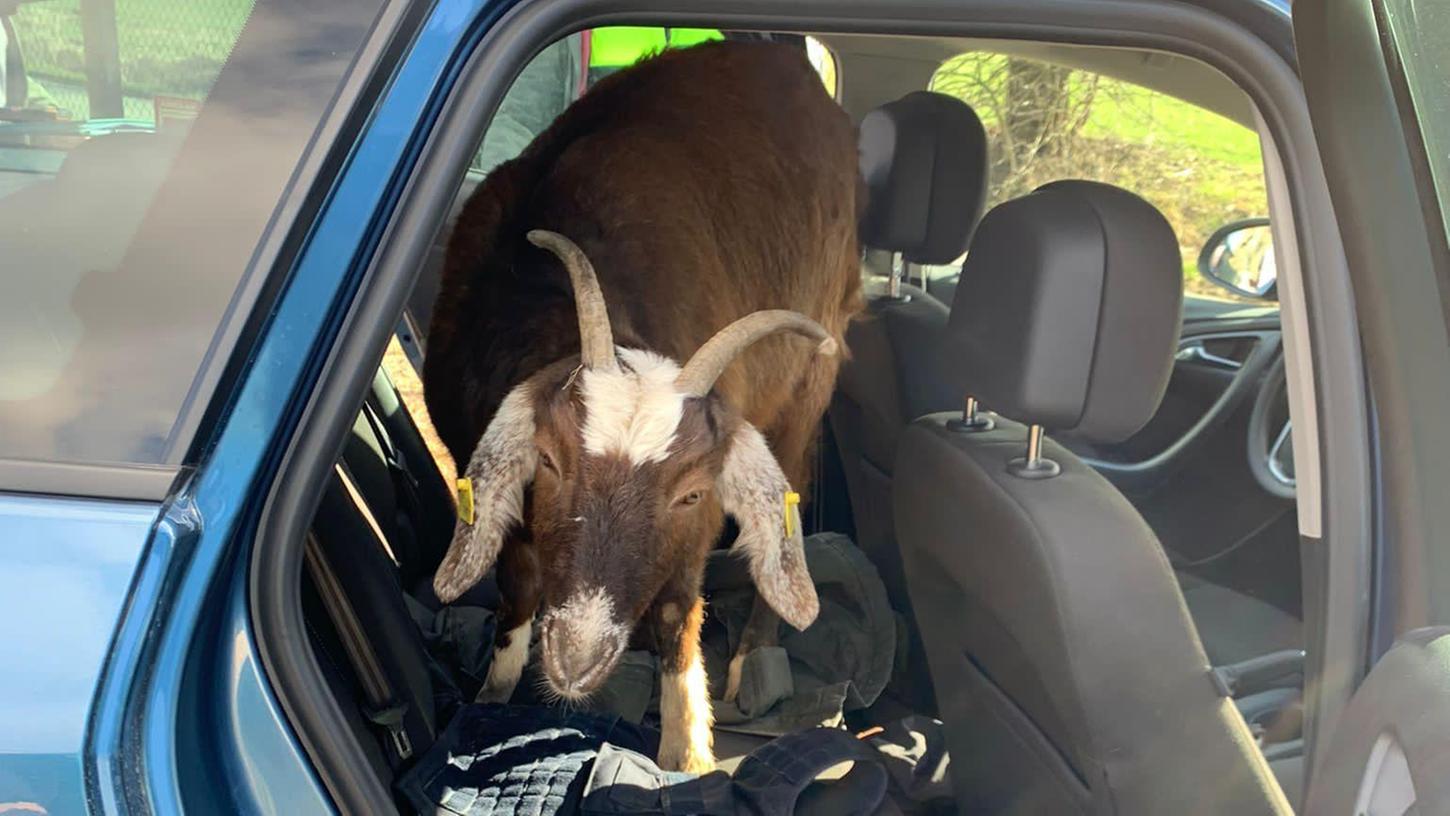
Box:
[829,91,986,627]
[895,181,1290,814]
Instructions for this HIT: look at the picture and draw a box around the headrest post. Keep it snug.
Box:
[1026,424,1044,464]
[1008,424,1061,480]
[887,252,907,301]
[948,395,995,434]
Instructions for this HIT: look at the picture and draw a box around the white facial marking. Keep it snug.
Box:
[658,652,715,773]
[580,347,686,465]
[546,586,629,650]
[477,620,532,703]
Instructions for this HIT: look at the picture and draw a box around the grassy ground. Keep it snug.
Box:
[13,0,252,108]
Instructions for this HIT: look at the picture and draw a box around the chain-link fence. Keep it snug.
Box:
[10,0,253,121]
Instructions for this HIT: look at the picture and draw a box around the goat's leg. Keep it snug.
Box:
[477,539,541,703]
[724,594,780,702]
[651,594,715,773]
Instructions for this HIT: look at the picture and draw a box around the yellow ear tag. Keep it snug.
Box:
[783,490,801,538]
[457,478,475,525]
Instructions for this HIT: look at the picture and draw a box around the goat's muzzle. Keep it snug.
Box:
[538,588,630,700]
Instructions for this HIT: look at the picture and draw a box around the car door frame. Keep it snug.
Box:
[1295,0,1450,809]
[238,0,1372,811]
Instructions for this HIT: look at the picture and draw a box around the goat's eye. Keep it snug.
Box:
[538,451,559,475]
[676,490,704,508]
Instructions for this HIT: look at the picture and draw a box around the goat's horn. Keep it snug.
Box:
[528,230,617,371]
[675,310,837,398]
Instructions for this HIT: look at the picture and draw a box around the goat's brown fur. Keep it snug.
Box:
[425,40,861,483]
[424,40,862,771]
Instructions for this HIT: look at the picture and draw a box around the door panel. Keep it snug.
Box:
[1296,0,1450,799]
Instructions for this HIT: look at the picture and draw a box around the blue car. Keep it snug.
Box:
[3,0,1449,812]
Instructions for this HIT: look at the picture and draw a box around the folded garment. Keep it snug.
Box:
[864,716,955,813]
[581,728,890,815]
[397,704,657,816]
[700,532,897,736]
[399,704,895,816]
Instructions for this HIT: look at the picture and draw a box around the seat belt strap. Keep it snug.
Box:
[361,399,429,551]
[303,532,415,763]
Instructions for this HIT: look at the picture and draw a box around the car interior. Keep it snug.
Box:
[291,27,1307,815]
[0,16,1308,810]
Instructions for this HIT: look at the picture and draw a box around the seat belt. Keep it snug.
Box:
[303,532,416,764]
[360,398,430,560]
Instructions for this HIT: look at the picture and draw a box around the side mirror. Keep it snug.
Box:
[1198,217,1277,300]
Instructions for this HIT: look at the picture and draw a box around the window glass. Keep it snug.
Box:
[926,52,1269,303]
[1382,0,1450,248]
[472,33,585,175]
[469,29,838,176]
[0,0,386,469]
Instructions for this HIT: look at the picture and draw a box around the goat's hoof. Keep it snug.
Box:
[474,664,522,703]
[474,679,516,704]
[658,743,716,774]
[722,653,745,703]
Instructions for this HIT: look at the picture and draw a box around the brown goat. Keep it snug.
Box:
[424,40,862,772]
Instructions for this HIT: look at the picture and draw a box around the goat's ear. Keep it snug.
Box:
[433,384,538,604]
[717,422,819,630]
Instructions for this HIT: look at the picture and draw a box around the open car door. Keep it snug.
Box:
[1296,1,1450,812]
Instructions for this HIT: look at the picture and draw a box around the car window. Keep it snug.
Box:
[923,52,1270,304]
[0,0,385,471]
[469,30,837,176]
[1380,0,1450,248]
[471,33,586,175]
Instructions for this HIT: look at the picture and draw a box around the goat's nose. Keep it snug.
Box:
[547,628,619,689]
[540,593,628,698]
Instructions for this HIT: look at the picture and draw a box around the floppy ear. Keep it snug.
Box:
[433,383,538,604]
[717,422,819,630]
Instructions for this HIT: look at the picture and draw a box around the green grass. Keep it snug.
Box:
[1078,81,1262,169]
[13,0,254,103]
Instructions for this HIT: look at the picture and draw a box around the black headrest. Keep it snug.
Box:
[947,181,1183,442]
[858,91,988,264]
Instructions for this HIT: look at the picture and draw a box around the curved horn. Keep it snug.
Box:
[675,310,837,397]
[527,229,617,370]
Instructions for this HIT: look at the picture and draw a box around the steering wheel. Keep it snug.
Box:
[1246,354,1297,500]
[1081,331,1281,491]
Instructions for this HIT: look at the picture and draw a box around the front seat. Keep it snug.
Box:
[895,181,1290,814]
[829,90,987,636]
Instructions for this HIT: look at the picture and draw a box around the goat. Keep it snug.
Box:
[424,40,862,773]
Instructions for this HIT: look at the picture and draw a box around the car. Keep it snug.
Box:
[1,0,1447,813]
